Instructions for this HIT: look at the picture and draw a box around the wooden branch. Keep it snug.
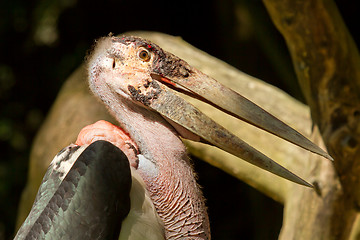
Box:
[16,31,316,230]
[263,0,360,239]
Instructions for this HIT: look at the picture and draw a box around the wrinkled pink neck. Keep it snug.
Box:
[88,96,210,239]
[138,147,210,240]
[114,102,210,240]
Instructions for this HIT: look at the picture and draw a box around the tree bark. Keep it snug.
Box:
[263,0,360,239]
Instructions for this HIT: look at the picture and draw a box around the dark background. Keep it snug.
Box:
[0,0,357,239]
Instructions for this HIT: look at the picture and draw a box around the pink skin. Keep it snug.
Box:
[75,120,139,168]
[87,37,210,239]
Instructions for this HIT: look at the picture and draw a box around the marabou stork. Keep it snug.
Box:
[15,35,332,240]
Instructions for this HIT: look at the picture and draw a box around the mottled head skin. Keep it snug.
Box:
[110,36,192,79]
[87,35,210,239]
[88,35,193,108]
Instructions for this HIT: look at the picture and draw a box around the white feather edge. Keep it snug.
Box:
[119,167,165,240]
[50,144,87,180]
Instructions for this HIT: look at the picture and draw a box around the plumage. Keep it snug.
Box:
[15,141,132,240]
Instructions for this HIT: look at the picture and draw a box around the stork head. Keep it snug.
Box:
[87,35,333,187]
[88,36,160,104]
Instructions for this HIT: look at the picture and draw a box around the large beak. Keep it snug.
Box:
[147,66,332,187]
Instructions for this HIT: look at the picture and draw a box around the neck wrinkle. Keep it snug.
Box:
[106,95,210,239]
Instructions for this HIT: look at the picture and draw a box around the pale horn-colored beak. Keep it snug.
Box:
[145,62,332,187]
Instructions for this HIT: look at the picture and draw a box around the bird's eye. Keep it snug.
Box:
[138,48,151,62]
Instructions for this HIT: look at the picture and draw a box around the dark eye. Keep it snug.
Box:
[138,48,151,62]
[112,59,116,69]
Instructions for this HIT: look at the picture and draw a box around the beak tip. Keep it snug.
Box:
[286,172,314,188]
[288,174,313,188]
[302,181,314,188]
[317,150,334,162]
[326,154,334,162]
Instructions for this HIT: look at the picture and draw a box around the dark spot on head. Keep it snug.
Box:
[128,81,162,106]
[152,54,192,80]
[128,85,148,105]
[179,66,190,78]
[112,59,116,69]
[143,80,151,88]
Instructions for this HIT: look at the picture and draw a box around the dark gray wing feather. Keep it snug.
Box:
[15,140,132,240]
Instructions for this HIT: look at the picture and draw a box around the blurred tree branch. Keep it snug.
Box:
[263,0,360,239]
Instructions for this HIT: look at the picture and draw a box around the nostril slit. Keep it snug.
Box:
[112,59,116,69]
